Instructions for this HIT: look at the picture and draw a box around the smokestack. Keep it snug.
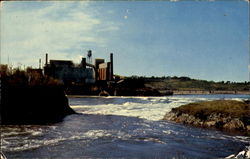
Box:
[45,53,48,65]
[39,58,41,69]
[110,53,113,80]
[81,58,86,69]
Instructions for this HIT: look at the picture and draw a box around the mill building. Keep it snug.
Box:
[43,50,114,84]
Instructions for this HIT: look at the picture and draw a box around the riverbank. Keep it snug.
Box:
[0,68,75,125]
[173,90,250,95]
[1,85,76,125]
[163,100,250,135]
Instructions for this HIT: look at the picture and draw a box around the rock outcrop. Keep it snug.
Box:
[163,100,250,134]
[1,85,75,125]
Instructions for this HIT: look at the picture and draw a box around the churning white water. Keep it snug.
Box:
[69,96,213,121]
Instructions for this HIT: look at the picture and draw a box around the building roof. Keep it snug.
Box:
[49,60,73,66]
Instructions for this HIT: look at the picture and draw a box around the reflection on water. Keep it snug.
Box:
[2,95,250,158]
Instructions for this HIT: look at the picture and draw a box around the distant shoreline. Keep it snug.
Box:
[67,91,250,98]
[173,90,250,95]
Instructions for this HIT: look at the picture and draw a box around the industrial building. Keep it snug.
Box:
[43,50,114,84]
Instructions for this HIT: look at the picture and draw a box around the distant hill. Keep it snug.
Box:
[118,76,249,93]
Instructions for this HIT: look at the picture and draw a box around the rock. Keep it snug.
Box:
[223,119,245,130]
[165,110,248,132]
[164,112,202,126]
[247,125,250,131]
[99,90,110,96]
[244,100,250,104]
[163,112,177,121]
[205,121,216,127]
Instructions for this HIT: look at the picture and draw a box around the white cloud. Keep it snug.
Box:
[1,2,120,67]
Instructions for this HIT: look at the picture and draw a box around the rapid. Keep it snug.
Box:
[1,94,250,158]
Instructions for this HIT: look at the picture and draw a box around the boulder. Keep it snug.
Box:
[204,121,216,127]
[223,119,245,130]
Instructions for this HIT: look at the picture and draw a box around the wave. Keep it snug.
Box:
[2,128,129,152]
[1,126,56,152]
[226,145,250,159]
[2,137,67,152]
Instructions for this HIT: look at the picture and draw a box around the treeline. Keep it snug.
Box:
[121,75,249,91]
[0,64,62,86]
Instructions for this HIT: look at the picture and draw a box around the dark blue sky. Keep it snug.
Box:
[1,1,249,82]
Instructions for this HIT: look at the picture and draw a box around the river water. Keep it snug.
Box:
[1,94,250,158]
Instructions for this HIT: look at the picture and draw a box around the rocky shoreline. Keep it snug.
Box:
[163,100,250,135]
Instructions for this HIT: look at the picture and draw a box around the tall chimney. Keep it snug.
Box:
[39,58,41,69]
[110,53,113,80]
[81,58,86,69]
[45,53,48,65]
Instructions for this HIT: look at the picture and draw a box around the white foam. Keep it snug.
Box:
[1,128,43,138]
[70,96,210,121]
[1,126,56,152]
[226,145,250,159]
[70,96,249,122]
[2,128,127,152]
[83,130,112,139]
[135,137,167,144]
[31,131,43,136]
[3,135,71,152]
[70,96,250,123]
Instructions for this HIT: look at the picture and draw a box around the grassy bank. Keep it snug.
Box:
[172,100,250,119]
[164,100,250,134]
